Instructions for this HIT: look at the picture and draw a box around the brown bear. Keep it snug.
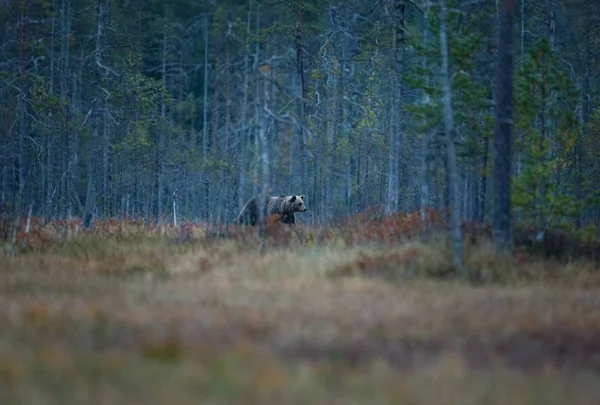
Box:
[237,194,307,226]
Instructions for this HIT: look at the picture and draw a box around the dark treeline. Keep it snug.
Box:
[1,0,599,232]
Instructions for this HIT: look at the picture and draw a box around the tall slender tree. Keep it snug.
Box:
[386,0,405,214]
[492,0,515,251]
[439,0,463,272]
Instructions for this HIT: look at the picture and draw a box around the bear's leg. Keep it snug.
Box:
[282,213,295,225]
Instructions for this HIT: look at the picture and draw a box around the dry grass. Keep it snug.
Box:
[1,213,600,404]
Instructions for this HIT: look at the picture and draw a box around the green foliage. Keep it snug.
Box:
[356,71,387,138]
[512,38,580,228]
[212,4,229,39]
[30,78,61,115]
[173,92,198,123]
[259,0,324,44]
[202,153,235,175]
[405,0,492,161]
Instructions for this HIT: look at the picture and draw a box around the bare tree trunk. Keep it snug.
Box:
[420,2,431,231]
[252,5,261,202]
[294,0,309,196]
[386,102,398,215]
[576,48,590,227]
[238,2,253,212]
[96,2,111,219]
[549,0,556,50]
[470,168,478,222]
[575,78,584,229]
[439,0,463,272]
[153,25,169,225]
[386,0,405,215]
[479,135,489,222]
[222,21,233,222]
[59,0,73,219]
[251,10,269,243]
[340,43,351,216]
[520,0,525,68]
[514,0,526,180]
[324,6,339,221]
[269,58,278,193]
[420,130,431,230]
[84,0,108,228]
[15,0,30,226]
[492,0,515,252]
[257,73,270,244]
[547,0,558,201]
[101,94,110,217]
[45,0,58,220]
[71,47,87,219]
[462,172,469,220]
[172,191,177,227]
[15,89,25,223]
[202,15,210,221]
[573,58,589,229]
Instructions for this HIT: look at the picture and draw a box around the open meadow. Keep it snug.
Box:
[1,212,600,405]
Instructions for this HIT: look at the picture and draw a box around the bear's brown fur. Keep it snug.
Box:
[237,195,307,226]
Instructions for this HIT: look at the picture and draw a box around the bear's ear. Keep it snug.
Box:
[289,195,296,202]
[299,195,305,201]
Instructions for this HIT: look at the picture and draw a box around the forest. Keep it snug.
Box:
[1,0,598,231]
[1,0,600,404]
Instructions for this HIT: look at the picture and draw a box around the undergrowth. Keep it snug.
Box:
[1,209,598,286]
[1,210,600,404]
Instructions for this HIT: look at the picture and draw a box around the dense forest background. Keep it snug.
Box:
[1,0,599,231]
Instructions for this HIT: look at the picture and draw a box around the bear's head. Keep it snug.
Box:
[287,195,307,213]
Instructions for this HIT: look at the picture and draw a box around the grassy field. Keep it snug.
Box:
[1,213,600,405]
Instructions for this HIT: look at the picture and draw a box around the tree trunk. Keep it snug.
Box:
[293,0,309,196]
[59,0,71,218]
[238,2,253,212]
[45,0,57,220]
[101,93,110,217]
[257,75,270,242]
[340,43,351,216]
[325,6,339,221]
[386,0,405,214]
[153,25,169,225]
[420,2,431,231]
[492,0,515,252]
[548,0,558,203]
[84,0,108,228]
[519,0,525,68]
[223,20,232,221]
[575,74,584,229]
[202,15,210,221]
[439,0,463,272]
[249,7,261,202]
[420,130,431,230]
[15,0,32,226]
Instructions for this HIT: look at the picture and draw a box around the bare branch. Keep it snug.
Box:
[78,107,94,130]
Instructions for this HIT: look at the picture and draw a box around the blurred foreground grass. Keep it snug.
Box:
[1,215,600,404]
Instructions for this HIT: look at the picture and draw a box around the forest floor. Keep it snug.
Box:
[1,213,600,405]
